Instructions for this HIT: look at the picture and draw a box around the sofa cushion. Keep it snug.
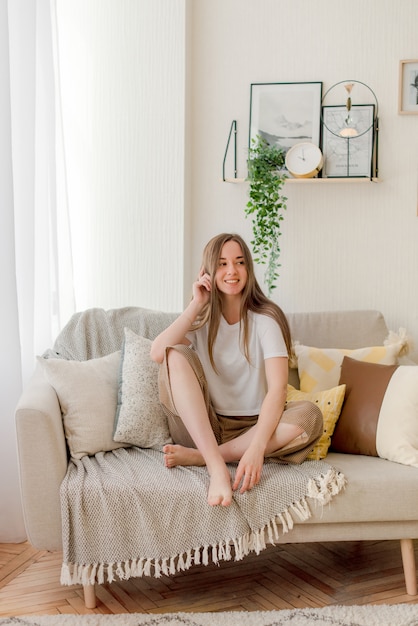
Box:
[293,334,406,393]
[304,452,418,524]
[331,357,398,456]
[38,351,125,459]
[376,365,418,466]
[332,357,418,467]
[287,310,390,389]
[286,384,346,460]
[113,328,172,448]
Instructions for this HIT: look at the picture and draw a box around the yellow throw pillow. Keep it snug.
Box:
[286,384,346,460]
[293,339,406,393]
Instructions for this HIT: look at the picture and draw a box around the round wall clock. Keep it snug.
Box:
[285,142,323,178]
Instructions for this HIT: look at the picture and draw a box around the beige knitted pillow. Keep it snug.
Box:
[38,351,124,459]
[113,328,172,448]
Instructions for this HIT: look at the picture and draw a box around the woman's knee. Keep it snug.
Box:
[284,399,323,439]
[166,345,206,380]
[166,345,186,365]
[165,346,195,378]
[304,401,324,439]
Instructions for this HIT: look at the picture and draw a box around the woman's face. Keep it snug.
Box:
[214,240,248,297]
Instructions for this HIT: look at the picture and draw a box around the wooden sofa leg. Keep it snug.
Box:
[400,538,417,595]
[83,583,96,609]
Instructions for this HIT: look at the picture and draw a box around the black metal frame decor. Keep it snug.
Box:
[249,82,322,152]
[399,60,418,115]
[322,104,376,178]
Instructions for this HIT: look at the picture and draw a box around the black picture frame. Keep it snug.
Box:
[399,59,418,114]
[321,104,376,178]
[249,82,323,153]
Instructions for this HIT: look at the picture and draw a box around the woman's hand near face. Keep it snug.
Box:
[150,267,211,363]
[192,267,212,308]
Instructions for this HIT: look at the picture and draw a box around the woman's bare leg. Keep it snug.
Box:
[164,348,232,507]
[164,421,303,467]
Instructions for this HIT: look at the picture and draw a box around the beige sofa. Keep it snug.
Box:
[15,307,418,608]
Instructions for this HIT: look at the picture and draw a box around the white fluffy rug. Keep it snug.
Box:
[2,605,418,626]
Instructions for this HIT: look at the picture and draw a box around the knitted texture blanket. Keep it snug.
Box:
[60,447,346,586]
[44,306,179,361]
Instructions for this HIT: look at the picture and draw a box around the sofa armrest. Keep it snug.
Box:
[15,362,68,551]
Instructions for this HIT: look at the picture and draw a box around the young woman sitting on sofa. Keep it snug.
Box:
[150,233,323,508]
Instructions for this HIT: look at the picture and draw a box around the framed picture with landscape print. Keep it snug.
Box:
[399,59,418,114]
[249,82,322,153]
[321,104,375,178]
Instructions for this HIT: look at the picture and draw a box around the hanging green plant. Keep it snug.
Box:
[245,136,288,295]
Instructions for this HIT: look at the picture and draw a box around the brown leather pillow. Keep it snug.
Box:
[331,356,398,456]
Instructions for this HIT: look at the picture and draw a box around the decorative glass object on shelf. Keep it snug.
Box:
[321,80,379,180]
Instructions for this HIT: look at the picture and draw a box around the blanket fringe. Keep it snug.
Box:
[307,467,346,506]
[60,466,346,586]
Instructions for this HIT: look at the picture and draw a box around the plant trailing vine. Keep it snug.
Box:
[245,136,288,295]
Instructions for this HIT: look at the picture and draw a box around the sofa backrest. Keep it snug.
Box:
[44,306,179,361]
[287,309,388,349]
[45,307,389,389]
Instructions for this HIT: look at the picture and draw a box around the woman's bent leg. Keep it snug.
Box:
[158,346,232,507]
[266,400,323,464]
[213,401,322,466]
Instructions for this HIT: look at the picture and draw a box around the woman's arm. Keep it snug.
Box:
[150,270,211,363]
[251,356,288,445]
[232,356,288,493]
[149,303,197,363]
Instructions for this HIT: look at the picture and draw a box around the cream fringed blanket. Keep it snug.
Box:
[60,447,345,586]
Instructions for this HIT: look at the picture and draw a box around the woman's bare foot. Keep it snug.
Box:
[163,444,204,468]
[163,445,232,506]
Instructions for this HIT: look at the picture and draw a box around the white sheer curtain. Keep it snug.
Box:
[1,0,185,543]
[0,0,74,542]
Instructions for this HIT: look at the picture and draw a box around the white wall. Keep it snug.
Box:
[57,0,186,314]
[189,0,418,359]
[55,0,418,357]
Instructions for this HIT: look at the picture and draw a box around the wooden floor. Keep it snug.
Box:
[1,540,418,616]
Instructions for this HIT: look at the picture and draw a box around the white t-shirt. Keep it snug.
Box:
[186,311,288,416]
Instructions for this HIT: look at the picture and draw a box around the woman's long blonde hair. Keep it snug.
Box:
[193,233,291,371]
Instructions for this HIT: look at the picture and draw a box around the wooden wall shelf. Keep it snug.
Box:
[223,177,381,184]
[223,121,379,184]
